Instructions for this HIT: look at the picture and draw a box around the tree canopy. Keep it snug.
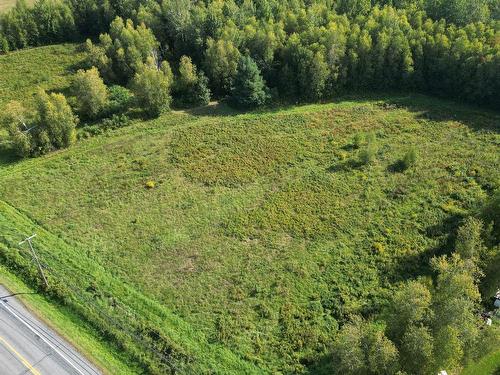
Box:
[1,0,498,107]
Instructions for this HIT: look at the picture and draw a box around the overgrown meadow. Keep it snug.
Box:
[0,44,499,374]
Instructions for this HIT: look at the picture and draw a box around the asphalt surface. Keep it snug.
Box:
[0,285,101,375]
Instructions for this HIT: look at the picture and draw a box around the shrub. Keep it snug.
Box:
[366,132,377,145]
[72,66,108,119]
[359,143,377,166]
[352,132,377,165]
[105,85,133,115]
[130,60,173,117]
[101,114,130,130]
[2,91,77,157]
[353,133,363,149]
[78,114,130,139]
[401,148,417,170]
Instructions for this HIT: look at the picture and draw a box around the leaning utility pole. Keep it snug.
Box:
[19,234,49,288]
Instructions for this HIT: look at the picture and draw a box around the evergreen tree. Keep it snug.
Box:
[230,55,269,109]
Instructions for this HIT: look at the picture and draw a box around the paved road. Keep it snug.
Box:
[0,285,101,375]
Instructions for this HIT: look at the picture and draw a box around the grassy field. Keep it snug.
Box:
[0,43,85,108]
[0,0,35,13]
[0,45,499,373]
[463,349,500,375]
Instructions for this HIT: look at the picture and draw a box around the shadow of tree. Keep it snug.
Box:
[387,213,465,285]
[179,101,242,117]
[383,94,500,133]
[387,159,406,173]
[0,142,20,168]
[327,158,364,172]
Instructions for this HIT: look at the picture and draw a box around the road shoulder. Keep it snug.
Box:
[0,265,138,375]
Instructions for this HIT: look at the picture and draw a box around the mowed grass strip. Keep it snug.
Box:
[0,91,498,372]
[0,199,261,373]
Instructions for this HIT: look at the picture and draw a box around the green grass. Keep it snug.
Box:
[0,0,35,12]
[0,45,499,373]
[463,349,500,375]
[0,43,85,108]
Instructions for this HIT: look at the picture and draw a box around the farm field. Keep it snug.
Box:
[0,0,34,13]
[0,44,499,373]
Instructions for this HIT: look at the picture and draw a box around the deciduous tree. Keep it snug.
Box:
[72,67,109,119]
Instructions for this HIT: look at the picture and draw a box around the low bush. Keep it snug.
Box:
[353,133,363,149]
[359,133,378,166]
[401,148,417,170]
[391,147,418,172]
[78,114,130,139]
[101,114,130,129]
[105,85,133,116]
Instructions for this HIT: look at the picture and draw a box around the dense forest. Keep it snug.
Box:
[0,0,499,109]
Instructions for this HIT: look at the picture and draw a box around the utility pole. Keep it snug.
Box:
[19,234,49,288]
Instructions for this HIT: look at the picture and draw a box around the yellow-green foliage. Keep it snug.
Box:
[0,89,498,373]
[131,60,173,117]
[0,44,86,108]
[71,67,108,119]
[2,89,77,157]
[0,96,500,373]
[0,0,35,13]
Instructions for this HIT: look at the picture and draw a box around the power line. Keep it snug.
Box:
[12,239,183,373]
[19,234,49,289]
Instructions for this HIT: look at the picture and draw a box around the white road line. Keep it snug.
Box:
[0,299,87,375]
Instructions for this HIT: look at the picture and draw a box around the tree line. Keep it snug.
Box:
[0,0,498,157]
[0,0,498,106]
